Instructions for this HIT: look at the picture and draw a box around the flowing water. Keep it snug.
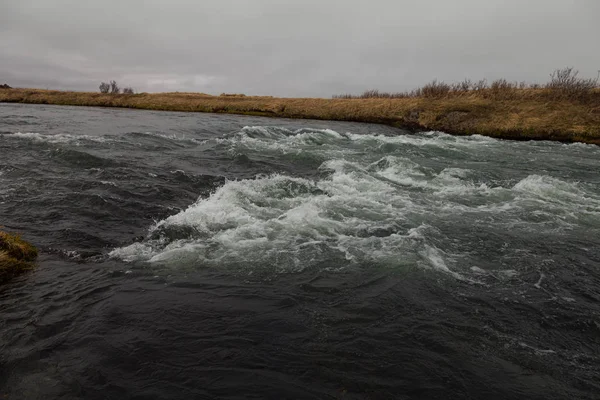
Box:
[1,103,600,399]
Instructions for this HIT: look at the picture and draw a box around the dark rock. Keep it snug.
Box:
[0,84,12,89]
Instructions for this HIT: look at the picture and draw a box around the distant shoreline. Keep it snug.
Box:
[1,88,599,145]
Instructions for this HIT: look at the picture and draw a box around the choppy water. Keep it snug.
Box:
[1,103,600,399]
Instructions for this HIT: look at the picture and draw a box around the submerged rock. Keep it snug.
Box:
[0,230,38,284]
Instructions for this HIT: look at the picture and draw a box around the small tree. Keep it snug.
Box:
[122,87,134,94]
[109,80,120,94]
[99,82,110,93]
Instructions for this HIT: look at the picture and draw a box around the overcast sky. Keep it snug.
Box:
[1,0,598,97]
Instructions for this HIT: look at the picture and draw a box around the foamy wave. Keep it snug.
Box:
[110,167,460,276]
[240,126,344,141]
[231,126,498,149]
[213,127,506,167]
[111,125,599,278]
[514,175,581,199]
[7,132,115,144]
[323,157,494,196]
[129,131,204,144]
[6,131,204,146]
[513,175,600,209]
[345,130,499,148]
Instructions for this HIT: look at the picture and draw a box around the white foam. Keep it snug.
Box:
[134,131,204,144]
[514,175,580,198]
[7,131,116,144]
[344,130,499,150]
[420,245,451,273]
[534,272,545,289]
[6,131,203,146]
[100,181,117,187]
[110,167,459,276]
[110,125,600,278]
[512,175,600,221]
[498,269,518,278]
[226,127,501,154]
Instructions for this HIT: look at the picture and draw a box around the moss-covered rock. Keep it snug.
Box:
[0,231,38,284]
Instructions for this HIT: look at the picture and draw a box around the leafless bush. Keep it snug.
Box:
[545,67,598,99]
[490,79,514,90]
[420,80,451,97]
[109,80,120,94]
[332,94,355,99]
[365,89,413,99]
[361,89,382,98]
[122,87,135,94]
[99,82,110,93]
[331,68,598,101]
[452,79,472,92]
[548,67,581,88]
[472,79,488,91]
[486,79,519,99]
[391,91,411,98]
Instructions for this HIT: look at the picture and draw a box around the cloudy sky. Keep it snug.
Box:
[1,0,598,97]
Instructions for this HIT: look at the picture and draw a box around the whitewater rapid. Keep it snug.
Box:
[90,126,600,279]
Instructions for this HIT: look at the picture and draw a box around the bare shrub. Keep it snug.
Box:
[391,91,411,98]
[332,94,354,99]
[487,79,519,99]
[122,87,135,94]
[473,79,488,91]
[330,68,598,101]
[545,67,598,99]
[490,79,514,90]
[361,89,381,98]
[333,89,415,99]
[99,82,110,93]
[548,67,579,88]
[420,80,451,97]
[109,80,120,94]
[455,79,472,92]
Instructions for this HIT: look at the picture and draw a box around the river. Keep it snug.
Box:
[1,103,599,399]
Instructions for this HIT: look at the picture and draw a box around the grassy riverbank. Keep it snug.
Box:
[0,230,38,284]
[2,87,599,144]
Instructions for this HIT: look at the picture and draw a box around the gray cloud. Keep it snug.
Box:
[1,0,599,97]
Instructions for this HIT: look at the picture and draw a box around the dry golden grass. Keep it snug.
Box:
[1,87,600,144]
[0,230,38,284]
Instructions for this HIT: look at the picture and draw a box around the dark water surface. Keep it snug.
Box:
[1,103,600,399]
